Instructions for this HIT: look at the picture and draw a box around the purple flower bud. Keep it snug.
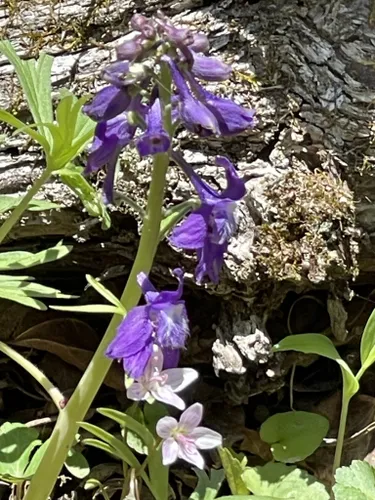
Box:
[83,85,131,122]
[130,13,156,39]
[136,98,171,157]
[191,52,232,82]
[189,32,210,53]
[116,36,143,61]
[102,61,130,87]
[163,24,193,46]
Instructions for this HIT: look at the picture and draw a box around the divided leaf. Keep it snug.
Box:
[0,41,53,144]
[242,462,330,499]
[59,165,111,229]
[0,242,71,271]
[260,411,329,463]
[333,460,375,500]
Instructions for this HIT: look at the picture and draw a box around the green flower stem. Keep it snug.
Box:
[0,341,64,410]
[24,152,170,500]
[0,168,51,245]
[332,392,352,476]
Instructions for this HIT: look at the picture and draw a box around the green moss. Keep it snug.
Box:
[255,170,358,283]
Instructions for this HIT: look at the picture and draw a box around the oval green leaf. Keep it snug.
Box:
[260,411,329,463]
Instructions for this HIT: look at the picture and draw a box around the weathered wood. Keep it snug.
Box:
[0,0,374,405]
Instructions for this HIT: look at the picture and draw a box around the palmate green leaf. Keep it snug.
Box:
[190,468,225,500]
[0,109,50,152]
[0,195,60,214]
[219,447,249,495]
[358,309,375,380]
[260,411,329,463]
[59,165,111,229]
[274,334,359,397]
[50,92,95,170]
[0,422,41,481]
[0,278,75,310]
[0,242,71,271]
[333,460,375,499]
[242,462,330,500]
[0,41,53,144]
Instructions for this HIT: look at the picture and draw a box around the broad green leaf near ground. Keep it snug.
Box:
[219,447,249,495]
[333,460,375,500]
[0,422,41,480]
[260,411,329,463]
[242,462,330,499]
[189,469,225,500]
[274,334,359,397]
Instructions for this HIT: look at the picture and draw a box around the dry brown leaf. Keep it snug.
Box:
[240,428,273,461]
[10,318,123,390]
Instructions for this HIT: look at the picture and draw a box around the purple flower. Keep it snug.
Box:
[136,98,171,157]
[191,52,232,82]
[83,85,131,122]
[189,32,210,53]
[164,56,219,136]
[127,345,198,410]
[106,268,189,379]
[156,403,222,469]
[85,114,137,204]
[188,76,255,136]
[170,153,246,284]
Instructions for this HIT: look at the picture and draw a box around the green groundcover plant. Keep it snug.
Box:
[0,11,373,500]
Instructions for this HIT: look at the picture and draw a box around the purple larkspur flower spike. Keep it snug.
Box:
[170,152,245,284]
[136,98,171,157]
[191,52,232,82]
[83,85,131,122]
[156,402,222,469]
[106,268,189,379]
[164,56,219,136]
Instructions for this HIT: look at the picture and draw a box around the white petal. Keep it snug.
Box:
[144,345,163,380]
[178,441,205,469]
[189,427,223,449]
[162,437,178,465]
[126,383,148,401]
[156,416,178,438]
[152,385,186,410]
[180,403,203,432]
[164,368,199,392]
